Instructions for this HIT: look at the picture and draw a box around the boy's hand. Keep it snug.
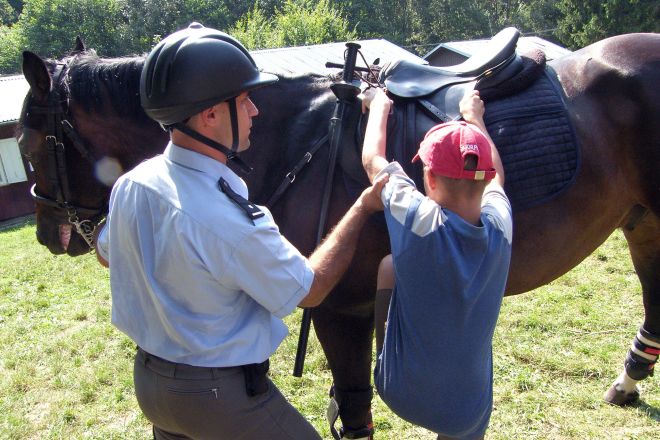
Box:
[360,87,393,115]
[359,173,389,213]
[459,89,485,125]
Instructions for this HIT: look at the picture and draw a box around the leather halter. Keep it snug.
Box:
[29,61,107,249]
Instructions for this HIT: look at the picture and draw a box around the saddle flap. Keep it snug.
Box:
[383,27,521,98]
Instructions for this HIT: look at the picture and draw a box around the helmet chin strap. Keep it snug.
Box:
[228,97,239,153]
[171,98,252,174]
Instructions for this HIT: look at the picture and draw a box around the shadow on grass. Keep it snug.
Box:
[633,400,660,422]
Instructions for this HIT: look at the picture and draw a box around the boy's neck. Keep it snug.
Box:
[441,199,482,226]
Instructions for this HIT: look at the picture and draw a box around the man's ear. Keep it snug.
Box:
[198,106,215,126]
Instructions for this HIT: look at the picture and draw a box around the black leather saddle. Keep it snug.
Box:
[338,28,579,212]
[382,27,521,98]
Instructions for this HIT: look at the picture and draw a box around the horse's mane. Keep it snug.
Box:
[66,52,149,121]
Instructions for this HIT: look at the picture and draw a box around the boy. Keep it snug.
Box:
[361,88,512,440]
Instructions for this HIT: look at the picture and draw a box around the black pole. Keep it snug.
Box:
[293,42,362,377]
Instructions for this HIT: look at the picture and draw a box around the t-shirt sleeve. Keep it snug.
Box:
[378,162,446,252]
[481,185,513,243]
[225,215,314,319]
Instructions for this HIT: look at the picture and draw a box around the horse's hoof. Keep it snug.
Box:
[603,384,639,406]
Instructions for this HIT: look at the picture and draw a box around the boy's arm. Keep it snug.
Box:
[459,90,505,189]
[361,88,393,183]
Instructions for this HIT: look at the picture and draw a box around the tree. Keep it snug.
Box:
[123,0,235,53]
[0,24,21,72]
[231,0,356,50]
[13,0,129,58]
[556,0,660,49]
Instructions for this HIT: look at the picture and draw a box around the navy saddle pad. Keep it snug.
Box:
[386,68,581,212]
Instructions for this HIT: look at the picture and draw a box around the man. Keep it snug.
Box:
[361,88,513,440]
[95,23,386,439]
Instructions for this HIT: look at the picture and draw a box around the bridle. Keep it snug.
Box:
[28,61,107,249]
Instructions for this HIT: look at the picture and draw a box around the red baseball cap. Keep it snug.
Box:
[412,121,496,181]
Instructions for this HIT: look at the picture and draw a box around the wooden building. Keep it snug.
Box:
[0,75,33,222]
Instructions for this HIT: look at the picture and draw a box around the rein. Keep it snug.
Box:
[29,61,107,249]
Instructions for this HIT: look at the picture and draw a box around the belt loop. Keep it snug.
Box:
[138,347,148,366]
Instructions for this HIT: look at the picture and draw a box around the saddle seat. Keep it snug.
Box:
[382,27,521,98]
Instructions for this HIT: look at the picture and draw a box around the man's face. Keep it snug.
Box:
[234,92,259,152]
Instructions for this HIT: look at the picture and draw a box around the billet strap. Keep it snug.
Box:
[417,98,453,123]
[218,178,264,223]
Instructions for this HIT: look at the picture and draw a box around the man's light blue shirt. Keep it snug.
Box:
[97,143,314,367]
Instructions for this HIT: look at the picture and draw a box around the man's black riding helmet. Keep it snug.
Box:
[140,22,278,126]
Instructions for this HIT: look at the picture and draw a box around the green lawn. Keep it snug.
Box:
[1,220,658,439]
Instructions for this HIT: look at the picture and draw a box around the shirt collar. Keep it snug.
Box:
[164,142,249,198]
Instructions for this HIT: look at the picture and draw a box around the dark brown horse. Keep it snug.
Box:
[17,32,660,436]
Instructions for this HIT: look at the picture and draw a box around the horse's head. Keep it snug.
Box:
[17,41,163,256]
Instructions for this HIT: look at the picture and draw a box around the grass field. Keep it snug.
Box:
[1,219,658,439]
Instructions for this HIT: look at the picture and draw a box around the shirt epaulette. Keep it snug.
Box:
[218,177,265,223]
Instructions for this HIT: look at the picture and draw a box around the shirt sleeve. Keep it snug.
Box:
[96,223,109,261]
[226,213,314,319]
[481,185,513,243]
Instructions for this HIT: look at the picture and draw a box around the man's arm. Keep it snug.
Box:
[459,90,505,189]
[298,174,388,307]
[361,88,393,183]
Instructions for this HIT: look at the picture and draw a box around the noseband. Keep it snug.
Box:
[29,61,107,249]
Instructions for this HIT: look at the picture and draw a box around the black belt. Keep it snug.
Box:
[137,348,270,396]
[137,347,242,380]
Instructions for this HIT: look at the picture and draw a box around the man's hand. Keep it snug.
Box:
[359,173,389,213]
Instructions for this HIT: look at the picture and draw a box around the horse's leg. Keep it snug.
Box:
[311,214,388,439]
[313,300,375,438]
[605,210,660,405]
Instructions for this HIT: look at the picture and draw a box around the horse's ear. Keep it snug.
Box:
[73,36,85,53]
[22,51,52,102]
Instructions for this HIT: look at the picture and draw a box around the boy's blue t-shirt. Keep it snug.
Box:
[374,162,513,440]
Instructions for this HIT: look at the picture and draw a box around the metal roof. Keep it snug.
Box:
[424,35,571,62]
[0,75,29,125]
[0,39,423,127]
[251,39,426,75]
